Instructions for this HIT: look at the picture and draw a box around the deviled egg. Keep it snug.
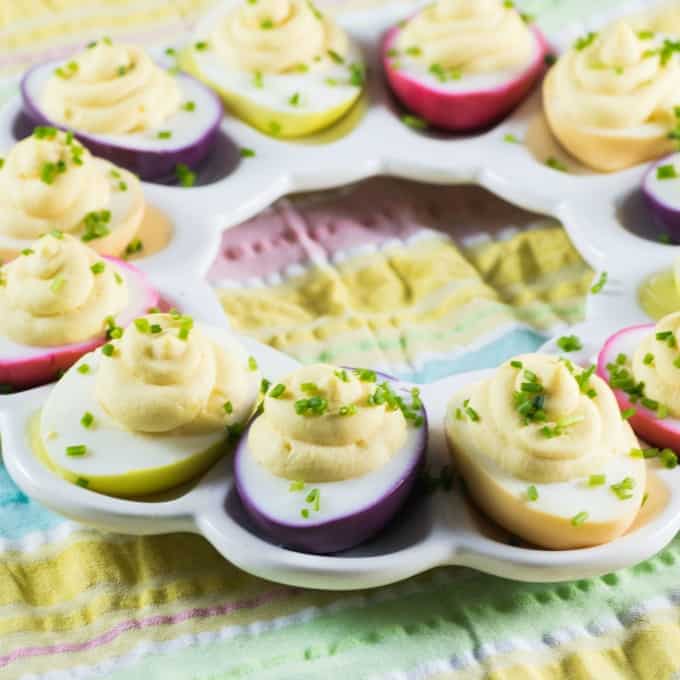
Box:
[446,354,645,549]
[21,40,222,180]
[544,21,680,172]
[182,0,365,138]
[234,364,426,553]
[0,128,144,257]
[382,0,547,131]
[598,311,680,456]
[0,232,159,390]
[38,313,261,496]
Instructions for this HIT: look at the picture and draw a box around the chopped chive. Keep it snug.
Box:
[590,271,607,294]
[248,356,258,371]
[334,369,349,382]
[118,181,127,191]
[571,511,589,526]
[260,18,274,29]
[339,404,357,416]
[610,476,635,500]
[588,473,606,486]
[125,238,143,256]
[77,363,90,374]
[240,147,255,158]
[355,368,376,382]
[557,335,582,352]
[156,130,172,139]
[288,92,300,107]
[114,272,123,285]
[90,261,105,275]
[194,41,209,50]
[269,384,286,398]
[327,49,344,64]
[80,412,94,428]
[405,45,421,56]
[661,448,678,468]
[21,248,34,256]
[223,401,233,414]
[260,378,271,393]
[643,352,655,366]
[401,114,427,130]
[503,133,521,143]
[150,324,162,334]
[574,32,597,51]
[76,477,89,487]
[50,276,66,294]
[81,210,111,242]
[546,156,568,172]
[621,407,636,420]
[301,508,310,518]
[300,382,318,394]
[526,485,538,501]
[182,101,196,112]
[673,356,680,369]
[642,492,649,507]
[269,121,282,136]
[66,444,87,457]
[175,163,196,187]
[134,318,150,333]
[289,480,305,492]
[510,360,523,369]
[253,71,264,88]
[165,47,177,56]
[101,343,115,357]
[657,164,678,180]
[637,30,654,40]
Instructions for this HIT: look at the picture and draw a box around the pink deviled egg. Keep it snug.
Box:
[597,311,680,459]
[382,0,548,132]
[0,232,159,390]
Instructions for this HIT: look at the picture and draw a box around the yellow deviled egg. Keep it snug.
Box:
[37,313,261,496]
[446,354,645,549]
[0,128,143,257]
[182,0,365,137]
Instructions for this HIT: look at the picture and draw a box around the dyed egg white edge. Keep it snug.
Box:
[0,159,140,251]
[22,63,222,152]
[387,29,544,93]
[236,411,423,526]
[0,0,675,290]
[0,259,152,361]
[40,325,260,478]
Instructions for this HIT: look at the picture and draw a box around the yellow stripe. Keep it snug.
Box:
[430,616,680,680]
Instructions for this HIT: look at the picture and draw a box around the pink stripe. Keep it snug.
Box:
[0,587,296,669]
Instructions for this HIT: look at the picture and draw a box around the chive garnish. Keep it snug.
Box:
[657,164,678,180]
[77,363,90,374]
[289,480,304,492]
[643,352,655,366]
[50,276,66,294]
[134,318,150,333]
[21,248,33,256]
[194,41,209,50]
[588,474,606,486]
[90,261,105,275]
[240,148,255,158]
[334,369,349,382]
[571,511,589,526]
[269,384,286,398]
[327,49,344,64]
[260,378,271,393]
[253,71,264,88]
[401,114,427,129]
[503,133,521,143]
[621,407,636,420]
[223,401,233,414]
[81,210,111,242]
[156,130,172,139]
[355,368,376,382]
[125,238,143,256]
[557,335,582,352]
[610,477,635,500]
[66,444,87,457]
[175,163,196,187]
[182,101,196,112]
[510,360,523,369]
[526,485,538,501]
[114,272,123,285]
[546,157,568,172]
[339,404,357,416]
[101,343,115,357]
[248,356,258,371]
[590,271,607,294]
[288,92,300,106]
[80,412,94,428]
[574,32,597,50]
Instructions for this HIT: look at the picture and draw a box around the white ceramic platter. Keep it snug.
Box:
[1,0,680,589]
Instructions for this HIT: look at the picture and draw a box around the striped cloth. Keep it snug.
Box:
[3,1,680,679]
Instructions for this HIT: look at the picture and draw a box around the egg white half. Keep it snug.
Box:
[38,325,260,496]
[23,64,222,153]
[236,408,424,527]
